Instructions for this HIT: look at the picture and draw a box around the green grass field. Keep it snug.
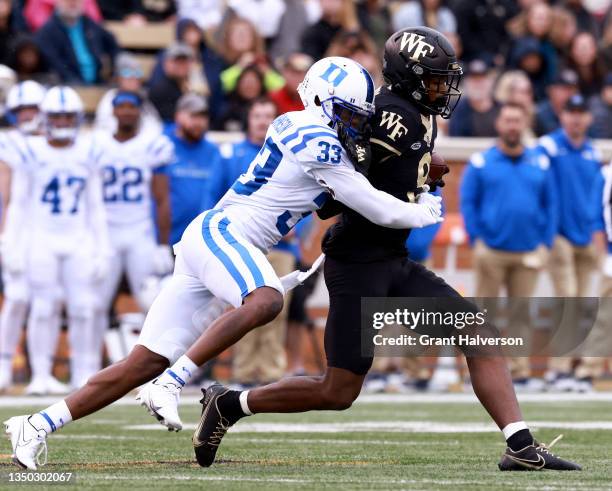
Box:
[1,394,611,490]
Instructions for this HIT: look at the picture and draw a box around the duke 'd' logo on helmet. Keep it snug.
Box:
[399,33,435,62]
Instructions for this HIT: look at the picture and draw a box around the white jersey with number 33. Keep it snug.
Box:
[216,110,349,252]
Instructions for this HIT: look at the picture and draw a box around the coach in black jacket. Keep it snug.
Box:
[35,0,118,85]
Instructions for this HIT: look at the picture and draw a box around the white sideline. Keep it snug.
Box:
[2,391,612,407]
[124,420,612,433]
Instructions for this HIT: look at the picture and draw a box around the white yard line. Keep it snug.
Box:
[124,420,612,433]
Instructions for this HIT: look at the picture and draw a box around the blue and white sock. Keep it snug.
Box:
[30,400,73,434]
[158,355,198,387]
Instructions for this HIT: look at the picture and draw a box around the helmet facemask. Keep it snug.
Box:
[396,59,462,119]
[320,96,373,173]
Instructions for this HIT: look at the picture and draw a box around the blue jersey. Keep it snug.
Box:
[163,125,225,245]
[539,129,603,246]
[460,145,557,252]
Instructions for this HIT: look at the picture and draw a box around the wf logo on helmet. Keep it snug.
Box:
[399,33,435,62]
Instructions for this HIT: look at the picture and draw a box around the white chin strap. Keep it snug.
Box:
[48,126,78,141]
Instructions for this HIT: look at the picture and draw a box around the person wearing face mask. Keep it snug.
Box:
[449,58,499,137]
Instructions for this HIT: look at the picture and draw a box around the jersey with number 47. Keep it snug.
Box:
[6,135,108,251]
[217,109,409,253]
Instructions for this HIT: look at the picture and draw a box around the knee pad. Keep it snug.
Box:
[67,303,95,323]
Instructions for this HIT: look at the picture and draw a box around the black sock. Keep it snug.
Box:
[507,429,534,451]
[217,390,248,422]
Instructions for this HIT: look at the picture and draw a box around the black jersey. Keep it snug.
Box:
[322,86,438,262]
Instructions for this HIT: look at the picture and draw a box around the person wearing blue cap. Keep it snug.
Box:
[92,89,175,380]
[539,93,604,390]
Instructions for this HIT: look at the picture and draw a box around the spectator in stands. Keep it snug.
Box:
[449,58,499,137]
[353,48,383,86]
[95,52,162,134]
[461,102,556,391]
[216,15,265,67]
[508,2,557,96]
[325,29,377,59]
[494,70,536,137]
[301,0,358,60]
[535,68,579,137]
[174,18,224,121]
[7,35,57,84]
[566,32,605,97]
[268,0,314,60]
[602,16,612,73]
[549,7,578,59]
[149,42,194,123]
[0,0,28,66]
[24,0,101,31]
[216,64,267,132]
[539,94,603,389]
[392,0,457,36]
[163,93,224,245]
[269,53,312,115]
[35,0,119,84]
[355,0,392,51]
[589,73,612,139]
[562,0,598,35]
[450,0,518,63]
[508,37,554,101]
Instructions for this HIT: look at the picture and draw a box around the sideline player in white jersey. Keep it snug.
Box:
[5,58,443,470]
[93,90,174,375]
[2,86,111,398]
[0,80,47,392]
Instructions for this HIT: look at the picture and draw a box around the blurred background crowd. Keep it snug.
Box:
[1,0,612,396]
[0,0,611,137]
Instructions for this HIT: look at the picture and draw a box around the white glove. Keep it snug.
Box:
[153,244,174,275]
[411,191,443,228]
[279,254,325,292]
[92,254,110,283]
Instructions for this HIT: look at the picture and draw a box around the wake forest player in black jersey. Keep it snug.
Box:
[192,27,580,471]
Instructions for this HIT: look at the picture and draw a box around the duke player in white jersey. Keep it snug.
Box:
[0,81,48,393]
[93,91,174,375]
[5,58,443,470]
[2,86,111,398]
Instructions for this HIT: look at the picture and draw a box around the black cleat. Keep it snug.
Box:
[499,435,582,471]
[192,383,242,467]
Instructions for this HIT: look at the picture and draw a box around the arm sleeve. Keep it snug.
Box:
[459,161,481,245]
[306,164,434,229]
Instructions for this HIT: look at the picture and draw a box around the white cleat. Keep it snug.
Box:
[25,377,48,396]
[46,376,70,395]
[4,415,48,470]
[136,379,183,431]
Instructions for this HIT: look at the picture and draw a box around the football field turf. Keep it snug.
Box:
[1,393,611,490]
